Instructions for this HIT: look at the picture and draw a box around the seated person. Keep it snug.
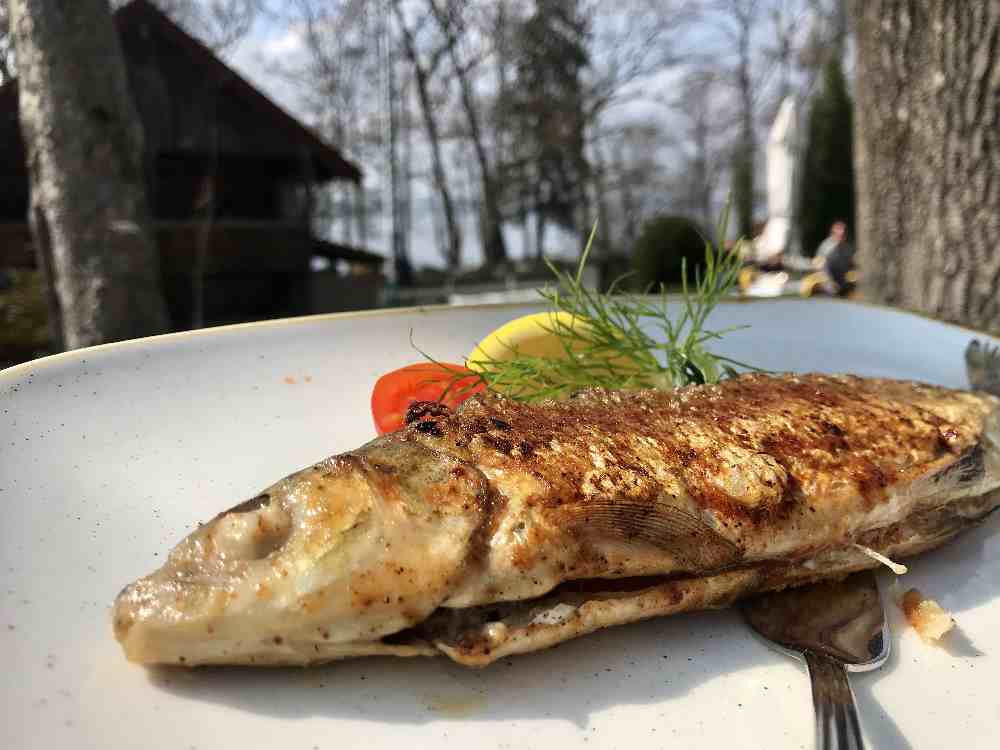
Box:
[814,221,856,295]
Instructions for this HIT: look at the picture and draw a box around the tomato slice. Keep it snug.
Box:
[371,362,485,435]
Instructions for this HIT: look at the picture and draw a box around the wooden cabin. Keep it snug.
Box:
[0,0,383,328]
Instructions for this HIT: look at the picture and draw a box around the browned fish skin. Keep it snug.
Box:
[413,373,985,522]
[401,374,994,590]
[113,373,999,667]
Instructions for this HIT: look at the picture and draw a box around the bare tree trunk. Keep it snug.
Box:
[357,183,368,250]
[0,4,14,86]
[535,209,546,260]
[341,184,354,246]
[10,0,168,349]
[191,84,220,330]
[830,0,849,63]
[691,108,714,229]
[520,195,530,261]
[429,0,507,266]
[590,137,612,258]
[400,76,414,261]
[614,139,638,252]
[462,147,484,258]
[191,173,216,330]
[393,1,463,270]
[852,0,1000,332]
[492,0,512,250]
[734,7,756,238]
[384,6,412,286]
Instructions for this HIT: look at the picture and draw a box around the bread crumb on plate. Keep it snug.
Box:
[896,587,955,642]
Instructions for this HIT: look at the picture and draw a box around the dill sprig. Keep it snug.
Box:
[428,201,757,403]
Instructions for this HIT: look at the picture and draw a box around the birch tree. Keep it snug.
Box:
[392,0,463,270]
[429,0,508,265]
[10,0,168,349]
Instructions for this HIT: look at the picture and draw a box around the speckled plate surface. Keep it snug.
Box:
[2,298,998,750]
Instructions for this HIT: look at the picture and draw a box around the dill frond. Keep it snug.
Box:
[427,200,756,403]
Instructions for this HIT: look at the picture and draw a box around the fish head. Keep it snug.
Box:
[112,439,490,665]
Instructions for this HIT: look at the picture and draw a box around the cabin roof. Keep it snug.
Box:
[0,0,361,183]
[313,239,386,267]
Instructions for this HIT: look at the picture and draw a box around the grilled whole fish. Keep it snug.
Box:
[113,374,1000,667]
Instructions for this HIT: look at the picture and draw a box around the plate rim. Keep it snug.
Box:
[2,296,996,383]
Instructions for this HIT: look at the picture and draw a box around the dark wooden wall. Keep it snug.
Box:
[0,1,374,331]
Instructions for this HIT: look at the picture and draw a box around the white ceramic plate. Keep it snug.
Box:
[2,299,998,750]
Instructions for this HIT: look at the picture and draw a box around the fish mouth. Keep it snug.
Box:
[113,443,489,666]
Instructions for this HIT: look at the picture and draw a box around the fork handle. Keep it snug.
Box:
[804,651,865,750]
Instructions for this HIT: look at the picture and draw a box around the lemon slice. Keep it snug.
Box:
[467,312,584,370]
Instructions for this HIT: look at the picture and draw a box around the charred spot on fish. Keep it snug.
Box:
[481,435,513,454]
[415,420,444,437]
[405,400,451,424]
[462,416,494,435]
[935,424,967,454]
[490,418,511,431]
[223,493,271,516]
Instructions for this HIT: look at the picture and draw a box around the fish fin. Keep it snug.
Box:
[929,443,985,487]
[562,499,742,571]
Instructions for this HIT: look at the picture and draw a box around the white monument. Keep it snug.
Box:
[754,97,801,265]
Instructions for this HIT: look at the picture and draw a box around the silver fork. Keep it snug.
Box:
[966,339,1000,397]
[743,572,889,750]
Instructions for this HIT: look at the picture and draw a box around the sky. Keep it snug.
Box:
[227,19,305,116]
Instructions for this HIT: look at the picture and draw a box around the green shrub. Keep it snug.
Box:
[798,56,855,256]
[0,269,51,367]
[630,215,706,290]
